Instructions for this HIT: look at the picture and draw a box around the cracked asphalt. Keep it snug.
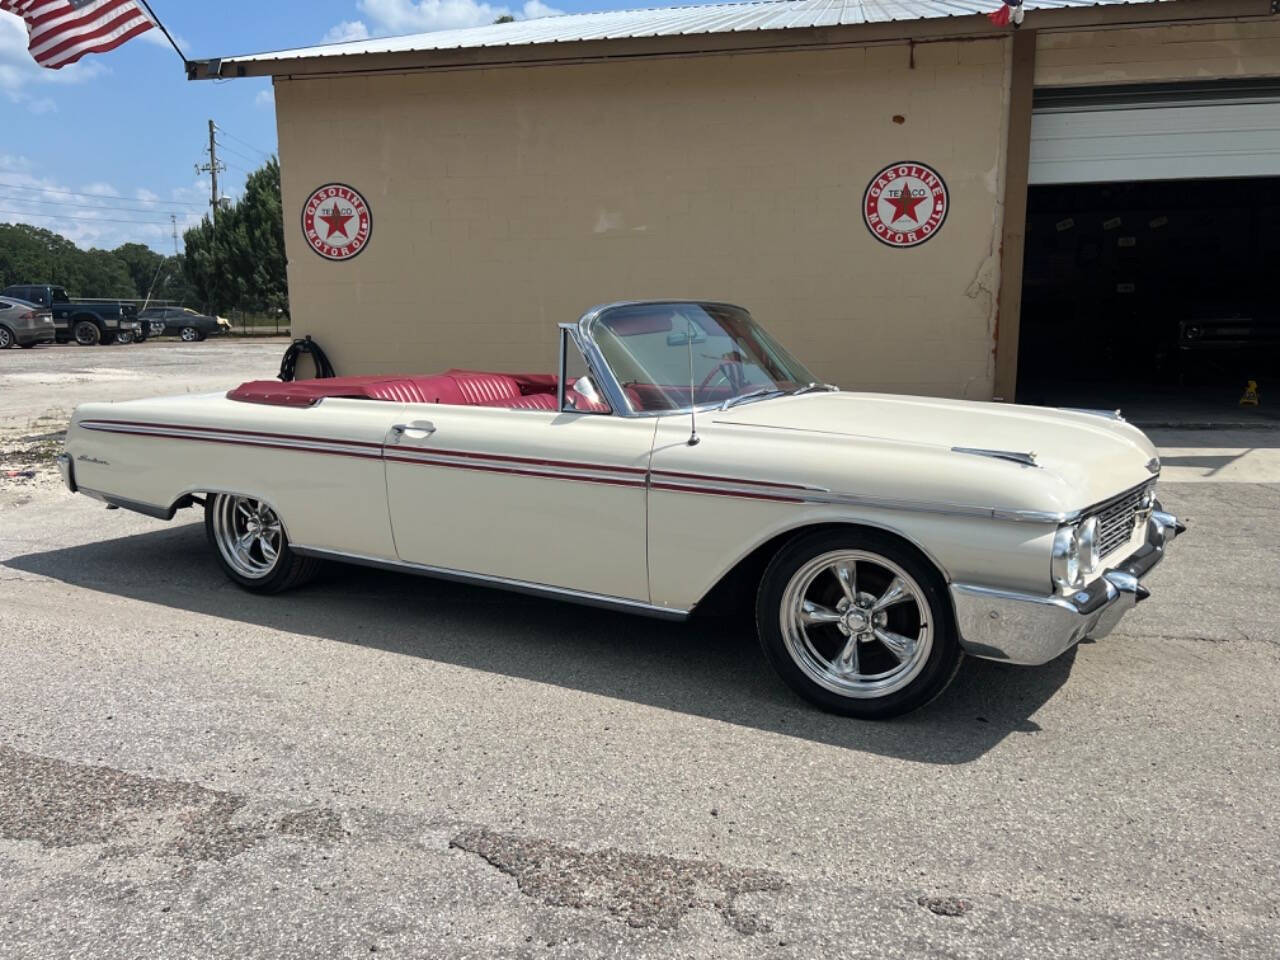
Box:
[1,341,1278,958]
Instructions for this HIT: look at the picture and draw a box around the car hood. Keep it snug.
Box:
[711,392,1158,509]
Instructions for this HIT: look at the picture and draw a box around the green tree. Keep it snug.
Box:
[183,157,288,317]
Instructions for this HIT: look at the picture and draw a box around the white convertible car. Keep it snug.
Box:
[58,301,1183,718]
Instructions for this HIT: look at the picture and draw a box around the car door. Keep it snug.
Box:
[383,358,656,604]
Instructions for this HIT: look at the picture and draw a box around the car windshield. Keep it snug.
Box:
[587,302,818,413]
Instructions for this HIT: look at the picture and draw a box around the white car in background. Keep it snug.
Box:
[57,300,1183,718]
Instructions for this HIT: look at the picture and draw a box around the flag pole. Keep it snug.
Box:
[135,0,188,66]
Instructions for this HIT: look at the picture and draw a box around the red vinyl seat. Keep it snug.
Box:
[228,370,564,411]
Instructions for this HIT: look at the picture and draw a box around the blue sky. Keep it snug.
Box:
[0,0,672,252]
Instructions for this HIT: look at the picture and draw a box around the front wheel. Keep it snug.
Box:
[205,493,320,593]
[755,529,962,719]
[115,331,135,345]
[73,320,101,346]
[180,326,201,342]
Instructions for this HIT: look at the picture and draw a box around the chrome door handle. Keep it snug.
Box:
[391,421,436,441]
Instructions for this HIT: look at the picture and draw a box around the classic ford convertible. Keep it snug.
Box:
[58,301,1183,718]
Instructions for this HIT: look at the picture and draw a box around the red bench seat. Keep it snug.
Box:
[227,370,571,410]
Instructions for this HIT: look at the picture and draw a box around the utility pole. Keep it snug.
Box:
[195,119,225,223]
[170,214,179,256]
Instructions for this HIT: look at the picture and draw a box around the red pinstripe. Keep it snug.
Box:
[79,419,802,502]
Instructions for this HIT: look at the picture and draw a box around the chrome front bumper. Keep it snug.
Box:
[951,507,1185,665]
[56,452,76,492]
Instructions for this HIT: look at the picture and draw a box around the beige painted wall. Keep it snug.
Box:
[1036,20,1280,86]
[275,39,1011,398]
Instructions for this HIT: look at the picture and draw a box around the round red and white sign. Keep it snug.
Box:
[302,183,372,261]
[862,162,948,248]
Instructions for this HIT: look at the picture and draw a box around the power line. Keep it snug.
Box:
[0,190,189,217]
[0,179,207,207]
[215,125,273,158]
[0,208,181,226]
[214,139,262,166]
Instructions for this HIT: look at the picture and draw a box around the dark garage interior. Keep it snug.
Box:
[1016,177,1280,414]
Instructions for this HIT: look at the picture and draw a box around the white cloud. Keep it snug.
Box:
[255,87,274,109]
[139,27,189,52]
[0,156,207,253]
[323,20,371,43]
[325,0,561,41]
[0,12,108,113]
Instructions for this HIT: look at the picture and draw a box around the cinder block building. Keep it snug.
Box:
[195,0,1280,403]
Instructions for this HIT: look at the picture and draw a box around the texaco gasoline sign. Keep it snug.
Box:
[862,162,948,248]
[302,183,372,261]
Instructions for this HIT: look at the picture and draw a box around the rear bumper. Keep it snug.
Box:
[15,326,56,345]
[56,452,76,493]
[951,506,1185,665]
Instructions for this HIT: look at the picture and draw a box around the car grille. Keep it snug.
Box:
[1092,482,1153,558]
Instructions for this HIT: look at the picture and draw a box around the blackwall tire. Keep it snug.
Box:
[73,321,101,346]
[755,528,962,719]
[204,493,321,594]
[180,326,200,342]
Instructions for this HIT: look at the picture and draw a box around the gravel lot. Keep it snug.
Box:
[1,340,1277,958]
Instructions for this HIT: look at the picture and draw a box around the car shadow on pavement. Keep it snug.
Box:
[5,522,1075,765]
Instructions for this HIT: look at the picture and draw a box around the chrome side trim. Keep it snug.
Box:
[77,486,181,521]
[290,545,691,621]
[1061,407,1126,422]
[951,446,1038,468]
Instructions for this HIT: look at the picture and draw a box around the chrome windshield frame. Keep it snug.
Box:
[574,299,814,419]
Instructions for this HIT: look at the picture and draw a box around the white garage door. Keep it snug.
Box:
[1029,82,1280,185]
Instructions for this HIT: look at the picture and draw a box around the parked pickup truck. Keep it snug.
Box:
[0,284,143,346]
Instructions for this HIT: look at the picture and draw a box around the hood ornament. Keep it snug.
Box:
[952,447,1038,467]
[1145,457,1160,475]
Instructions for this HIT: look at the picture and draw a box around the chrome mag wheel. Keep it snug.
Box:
[779,549,933,699]
[211,495,284,579]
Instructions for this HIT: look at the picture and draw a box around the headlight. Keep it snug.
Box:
[1053,518,1101,590]
[1051,525,1081,590]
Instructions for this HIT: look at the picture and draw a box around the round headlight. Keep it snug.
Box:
[1077,516,1100,577]
[1052,524,1082,590]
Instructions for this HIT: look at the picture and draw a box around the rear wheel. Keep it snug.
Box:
[115,330,135,344]
[73,320,101,346]
[755,529,962,719]
[0,326,12,349]
[205,493,321,594]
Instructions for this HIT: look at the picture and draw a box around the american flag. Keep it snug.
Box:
[0,0,155,70]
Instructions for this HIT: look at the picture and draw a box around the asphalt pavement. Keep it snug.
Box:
[1,340,1277,958]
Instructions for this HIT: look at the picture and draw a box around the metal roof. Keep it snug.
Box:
[209,0,1168,69]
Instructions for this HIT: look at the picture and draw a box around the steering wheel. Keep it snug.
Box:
[698,356,747,395]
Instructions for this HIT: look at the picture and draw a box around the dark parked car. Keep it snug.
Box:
[0,296,56,349]
[1177,307,1280,383]
[139,306,230,342]
[0,284,142,345]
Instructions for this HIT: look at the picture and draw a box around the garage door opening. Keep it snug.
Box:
[1016,176,1280,408]
[1015,81,1280,413]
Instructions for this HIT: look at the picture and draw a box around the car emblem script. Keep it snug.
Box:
[302,183,373,261]
[862,161,949,248]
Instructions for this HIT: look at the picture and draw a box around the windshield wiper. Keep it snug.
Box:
[791,382,839,396]
[720,388,786,411]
